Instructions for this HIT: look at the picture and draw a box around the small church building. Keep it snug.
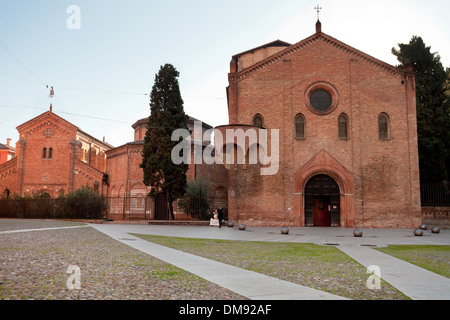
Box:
[218,20,422,228]
[0,106,112,198]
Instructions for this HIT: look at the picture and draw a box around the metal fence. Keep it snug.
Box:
[0,197,107,219]
[177,197,212,221]
[420,183,450,207]
[102,197,215,221]
[0,196,213,221]
[107,196,151,221]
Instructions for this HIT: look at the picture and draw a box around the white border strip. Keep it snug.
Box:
[0,225,89,235]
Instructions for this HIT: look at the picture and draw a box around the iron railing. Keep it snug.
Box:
[0,197,107,219]
[107,196,151,221]
[0,196,214,221]
[420,183,450,207]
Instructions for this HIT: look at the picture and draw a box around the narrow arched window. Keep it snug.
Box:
[48,148,53,159]
[253,114,263,127]
[295,113,305,139]
[338,113,349,140]
[378,113,390,140]
[42,148,47,158]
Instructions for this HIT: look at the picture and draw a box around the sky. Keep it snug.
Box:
[1,0,449,148]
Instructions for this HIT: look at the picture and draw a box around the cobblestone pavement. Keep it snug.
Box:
[0,219,246,300]
[2,219,449,301]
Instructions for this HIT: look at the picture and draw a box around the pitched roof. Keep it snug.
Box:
[230,31,411,82]
[231,40,292,60]
[77,129,114,149]
[0,143,11,150]
[16,110,78,133]
[16,110,113,148]
[133,115,213,130]
[187,115,213,130]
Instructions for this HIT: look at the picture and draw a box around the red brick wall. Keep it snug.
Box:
[16,113,77,197]
[0,158,18,196]
[0,150,6,165]
[225,32,421,228]
[0,112,109,198]
[106,145,130,197]
[74,160,105,195]
[106,139,229,219]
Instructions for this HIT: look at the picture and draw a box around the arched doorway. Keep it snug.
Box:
[304,174,340,227]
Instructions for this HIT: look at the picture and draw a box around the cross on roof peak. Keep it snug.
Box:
[314,4,322,21]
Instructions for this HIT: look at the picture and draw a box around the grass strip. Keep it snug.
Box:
[134,234,410,300]
[375,245,450,278]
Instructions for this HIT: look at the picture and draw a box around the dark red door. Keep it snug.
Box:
[313,198,331,227]
[155,193,169,220]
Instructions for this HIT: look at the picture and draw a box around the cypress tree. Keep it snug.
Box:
[140,64,189,220]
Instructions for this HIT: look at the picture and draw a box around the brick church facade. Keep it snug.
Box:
[0,20,422,228]
[217,21,422,228]
[0,106,111,198]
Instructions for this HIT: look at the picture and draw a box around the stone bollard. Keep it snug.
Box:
[419,224,427,230]
[353,229,363,237]
[414,229,423,236]
[239,224,246,231]
[431,226,440,234]
[227,221,234,228]
[281,227,289,235]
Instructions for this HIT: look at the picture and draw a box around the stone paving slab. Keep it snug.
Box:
[0,225,89,235]
[91,223,450,300]
[90,224,347,300]
[338,245,450,300]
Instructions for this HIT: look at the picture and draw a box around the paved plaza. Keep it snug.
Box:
[1,219,449,300]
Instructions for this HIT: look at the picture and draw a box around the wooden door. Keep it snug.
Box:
[155,193,169,220]
[313,197,331,227]
[304,174,340,227]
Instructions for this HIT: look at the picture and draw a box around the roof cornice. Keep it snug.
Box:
[229,32,413,82]
[16,111,78,132]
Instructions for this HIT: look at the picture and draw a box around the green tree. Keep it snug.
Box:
[65,184,106,219]
[140,64,189,220]
[392,36,450,182]
[178,178,213,220]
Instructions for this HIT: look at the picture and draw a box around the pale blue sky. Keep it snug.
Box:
[1,0,449,147]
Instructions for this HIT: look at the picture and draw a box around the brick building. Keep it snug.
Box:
[105,116,228,220]
[0,20,423,228]
[0,108,228,221]
[0,138,15,165]
[0,106,112,198]
[218,20,422,228]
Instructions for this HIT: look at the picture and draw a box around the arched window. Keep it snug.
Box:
[294,113,306,139]
[48,147,53,159]
[42,148,47,158]
[253,114,263,127]
[378,113,390,140]
[338,113,349,140]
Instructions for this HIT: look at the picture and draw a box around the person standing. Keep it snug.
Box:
[217,207,224,228]
[210,210,218,227]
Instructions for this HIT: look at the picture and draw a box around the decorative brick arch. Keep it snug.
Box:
[294,150,355,227]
